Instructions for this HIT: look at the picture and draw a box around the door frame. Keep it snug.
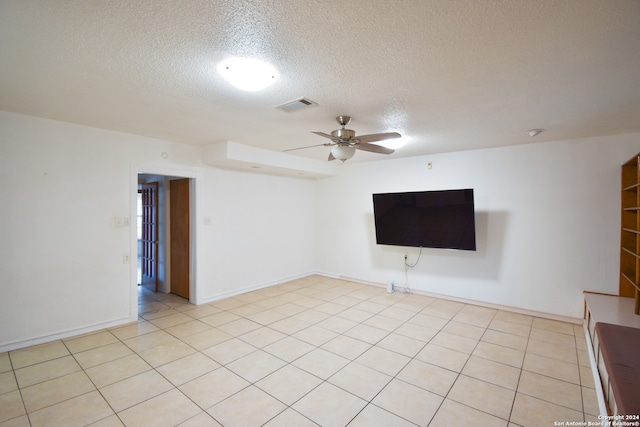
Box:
[129,163,201,321]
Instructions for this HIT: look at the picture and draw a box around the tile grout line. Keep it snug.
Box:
[506,314,533,426]
[1,279,592,427]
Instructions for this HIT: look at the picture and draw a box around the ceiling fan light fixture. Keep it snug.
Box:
[217,57,278,91]
[331,145,356,162]
[287,115,400,162]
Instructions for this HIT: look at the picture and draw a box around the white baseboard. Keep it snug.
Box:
[196,271,319,305]
[3,271,583,353]
[0,317,134,353]
[336,274,583,324]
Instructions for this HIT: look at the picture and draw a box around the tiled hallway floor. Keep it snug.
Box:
[1,276,599,426]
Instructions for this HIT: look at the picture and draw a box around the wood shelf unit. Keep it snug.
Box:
[620,153,640,314]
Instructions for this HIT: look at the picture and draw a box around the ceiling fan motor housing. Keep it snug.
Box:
[331,128,356,142]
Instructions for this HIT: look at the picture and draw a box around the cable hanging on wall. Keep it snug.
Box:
[401,247,422,293]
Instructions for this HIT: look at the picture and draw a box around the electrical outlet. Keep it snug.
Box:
[427,162,432,169]
[203,216,212,226]
[387,281,394,293]
[114,217,123,228]
[123,254,130,264]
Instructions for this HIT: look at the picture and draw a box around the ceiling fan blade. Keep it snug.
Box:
[356,142,395,155]
[311,131,340,142]
[282,143,332,152]
[355,132,401,144]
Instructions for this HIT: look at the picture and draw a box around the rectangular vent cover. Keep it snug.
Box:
[275,97,318,112]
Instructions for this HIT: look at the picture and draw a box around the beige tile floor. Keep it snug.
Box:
[0,275,599,426]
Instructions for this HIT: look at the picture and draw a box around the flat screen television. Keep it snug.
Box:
[372,189,476,250]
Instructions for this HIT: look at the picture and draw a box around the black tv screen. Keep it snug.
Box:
[372,189,476,250]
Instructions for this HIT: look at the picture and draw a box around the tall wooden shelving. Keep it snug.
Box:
[620,152,640,314]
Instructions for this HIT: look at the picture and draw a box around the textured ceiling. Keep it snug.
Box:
[1,0,639,163]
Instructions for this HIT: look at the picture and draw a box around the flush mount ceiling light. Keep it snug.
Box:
[217,57,278,91]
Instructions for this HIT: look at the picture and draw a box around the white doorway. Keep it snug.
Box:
[130,166,200,320]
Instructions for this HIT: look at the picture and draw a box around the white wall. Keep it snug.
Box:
[196,167,316,302]
[0,111,316,351]
[1,109,638,350]
[315,134,640,319]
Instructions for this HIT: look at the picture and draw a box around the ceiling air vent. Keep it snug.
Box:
[275,97,318,112]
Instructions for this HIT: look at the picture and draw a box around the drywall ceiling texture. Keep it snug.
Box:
[0,0,639,163]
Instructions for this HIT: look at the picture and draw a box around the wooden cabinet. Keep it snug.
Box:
[620,153,640,314]
[583,293,640,416]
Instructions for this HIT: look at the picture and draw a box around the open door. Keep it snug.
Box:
[170,178,190,299]
[140,183,158,292]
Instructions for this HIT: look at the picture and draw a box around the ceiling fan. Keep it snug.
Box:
[284,115,401,162]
